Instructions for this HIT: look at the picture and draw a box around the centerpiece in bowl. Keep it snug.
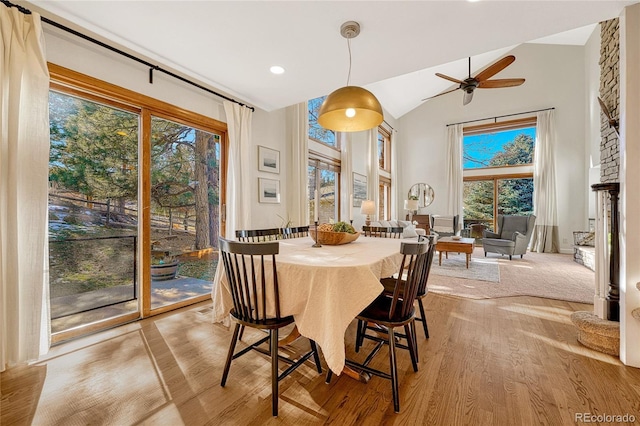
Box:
[311,221,360,245]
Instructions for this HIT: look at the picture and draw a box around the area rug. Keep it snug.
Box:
[428,248,594,304]
[431,254,500,283]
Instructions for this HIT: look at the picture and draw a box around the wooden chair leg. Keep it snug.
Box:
[355,319,365,353]
[404,324,418,372]
[325,369,333,384]
[410,320,419,362]
[388,327,400,413]
[271,329,279,417]
[238,325,245,341]
[221,323,241,387]
[310,340,322,373]
[418,298,429,338]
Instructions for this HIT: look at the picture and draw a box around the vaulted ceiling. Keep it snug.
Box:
[26,0,638,118]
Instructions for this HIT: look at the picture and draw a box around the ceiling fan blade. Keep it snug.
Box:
[597,96,612,120]
[474,55,516,82]
[463,90,474,105]
[435,73,464,85]
[478,78,525,88]
[421,87,460,101]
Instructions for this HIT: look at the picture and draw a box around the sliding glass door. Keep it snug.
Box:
[48,66,227,341]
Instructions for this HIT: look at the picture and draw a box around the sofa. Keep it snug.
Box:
[369,220,426,239]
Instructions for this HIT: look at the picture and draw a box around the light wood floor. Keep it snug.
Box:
[2,294,640,425]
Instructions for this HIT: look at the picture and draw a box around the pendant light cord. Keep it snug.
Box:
[346,38,352,86]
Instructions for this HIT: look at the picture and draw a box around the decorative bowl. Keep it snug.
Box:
[310,230,360,245]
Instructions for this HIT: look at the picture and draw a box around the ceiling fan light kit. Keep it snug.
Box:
[318,21,384,132]
[426,55,525,105]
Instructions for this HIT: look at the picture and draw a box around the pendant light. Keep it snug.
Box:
[318,21,383,132]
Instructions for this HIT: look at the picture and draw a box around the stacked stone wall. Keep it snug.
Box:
[599,19,620,183]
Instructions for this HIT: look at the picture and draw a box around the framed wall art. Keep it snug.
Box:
[258,145,280,174]
[259,178,280,204]
[353,172,367,207]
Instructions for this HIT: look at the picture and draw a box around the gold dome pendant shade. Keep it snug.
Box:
[318,86,383,132]
[317,21,384,132]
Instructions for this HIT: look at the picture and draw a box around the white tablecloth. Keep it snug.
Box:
[212,236,404,374]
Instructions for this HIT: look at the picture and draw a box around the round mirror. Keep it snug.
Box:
[408,183,435,209]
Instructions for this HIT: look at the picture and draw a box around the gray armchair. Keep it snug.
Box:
[429,215,459,238]
[482,215,536,260]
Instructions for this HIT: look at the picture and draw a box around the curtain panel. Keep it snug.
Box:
[446,124,464,221]
[339,132,353,223]
[1,6,51,371]
[390,129,398,220]
[285,102,308,226]
[531,110,559,253]
[367,128,379,220]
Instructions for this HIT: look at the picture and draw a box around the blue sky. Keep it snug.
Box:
[463,127,536,169]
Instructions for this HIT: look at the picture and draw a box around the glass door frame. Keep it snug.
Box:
[49,63,228,342]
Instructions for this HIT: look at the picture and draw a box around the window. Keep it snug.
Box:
[308,96,337,148]
[377,126,392,220]
[308,155,340,223]
[48,65,227,342]
[462,118,535,231]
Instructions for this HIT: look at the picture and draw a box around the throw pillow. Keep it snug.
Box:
[398,220,411,228]
[402,224,419,238]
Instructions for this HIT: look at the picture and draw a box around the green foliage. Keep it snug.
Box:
[332,221,356,234]
[463,133,534,222]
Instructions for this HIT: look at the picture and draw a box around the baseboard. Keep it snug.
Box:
[560,248,574,254]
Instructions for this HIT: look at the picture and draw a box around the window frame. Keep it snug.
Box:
[462,117,536,231]
[48,63,228,342]
[308,151,341,223]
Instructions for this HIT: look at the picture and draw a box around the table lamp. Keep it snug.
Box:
[360,200,376,226]
[404,199,419,222]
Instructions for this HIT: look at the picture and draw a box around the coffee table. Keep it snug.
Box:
[435,236,475,268]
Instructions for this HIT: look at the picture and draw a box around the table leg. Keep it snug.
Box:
[466,253,470,269]
[439,251,443,266]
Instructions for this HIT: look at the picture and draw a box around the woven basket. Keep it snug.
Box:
[310,230,360,245]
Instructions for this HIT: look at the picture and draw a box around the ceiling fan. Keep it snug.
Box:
[424,55,525,105]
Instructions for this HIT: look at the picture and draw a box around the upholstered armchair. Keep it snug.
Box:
[429,215,459,238]
[482,215,536,260]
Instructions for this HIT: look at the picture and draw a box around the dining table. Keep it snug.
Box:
[211,235,406,374]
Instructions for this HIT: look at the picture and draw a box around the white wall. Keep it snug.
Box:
[619,2,640,368]
[585,25,602,219]
[397,42,588,253]
[45,26,292,231]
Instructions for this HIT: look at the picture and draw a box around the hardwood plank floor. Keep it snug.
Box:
[2,294,640,425]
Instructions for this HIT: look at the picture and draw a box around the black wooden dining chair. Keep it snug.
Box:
[362,225,403,238]
[281,226,310,239]
[326,241,429,413]
[377,234,437,340]
[235,228,282,242]
[218,237,322,417]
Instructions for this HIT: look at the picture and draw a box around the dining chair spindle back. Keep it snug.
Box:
[362,225,404,238]
[218,237,322,417]
[326,241,429,413]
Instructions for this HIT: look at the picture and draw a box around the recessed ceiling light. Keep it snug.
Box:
[270,65,285,74]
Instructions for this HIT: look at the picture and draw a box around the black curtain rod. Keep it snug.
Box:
[1,0,255,111]
[446,107,555,127]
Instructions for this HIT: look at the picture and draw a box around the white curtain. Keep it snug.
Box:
[446,124,464,221]
[339,132,353,222]
[530,110,559,253]
[222,101,252,238]
[212,101,252,309]
[366,128,379,220]
[1,6,51,372]
[390,129,399,220]
[285,102,308,226]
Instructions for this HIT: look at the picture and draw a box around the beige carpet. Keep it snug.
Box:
[431,254,500,283]
[428,247,594,304]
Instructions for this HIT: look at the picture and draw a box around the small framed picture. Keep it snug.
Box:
[259,178,280,204]
[258,146,280,174]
